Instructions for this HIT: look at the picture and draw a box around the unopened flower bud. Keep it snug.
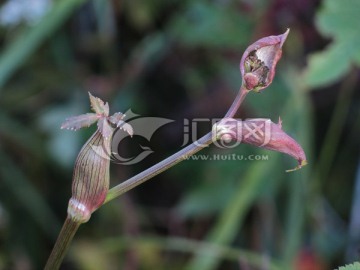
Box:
[67,130,111,223]
[240,29,289,92]
[61,93,133,223]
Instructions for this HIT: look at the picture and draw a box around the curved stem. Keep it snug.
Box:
[105,133,213,203]
[105,85,248,203]
[44,217,80,270]
[225,85,248,118]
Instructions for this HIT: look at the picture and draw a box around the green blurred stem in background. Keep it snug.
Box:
[102,235,282,270]
[0,0,90,90]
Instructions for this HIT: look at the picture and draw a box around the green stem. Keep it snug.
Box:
[105,86,248,203]
[313,71,358,190]
[44,217,81,270]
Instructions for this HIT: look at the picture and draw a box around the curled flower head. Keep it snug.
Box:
[240,29,289,92]
[213,117,307,171]
[61,93,133,223]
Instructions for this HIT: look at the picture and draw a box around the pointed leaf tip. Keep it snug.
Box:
[89,92,109,116]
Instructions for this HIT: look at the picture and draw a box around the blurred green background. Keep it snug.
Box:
[0,0,359,269]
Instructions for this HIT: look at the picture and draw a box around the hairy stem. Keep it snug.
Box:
[44,217,81,270]
[105,85,247,203]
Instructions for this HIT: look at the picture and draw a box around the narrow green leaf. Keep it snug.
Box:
[0,0,90,90]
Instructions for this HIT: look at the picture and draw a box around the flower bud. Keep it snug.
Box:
[61,93,133,223]
[213,117,307,171]
[240,29,289,92]
[67,130,110,223]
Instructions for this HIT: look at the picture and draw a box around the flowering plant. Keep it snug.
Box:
[45,29,307,269]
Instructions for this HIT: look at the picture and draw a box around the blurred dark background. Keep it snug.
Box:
[0,0,359,269]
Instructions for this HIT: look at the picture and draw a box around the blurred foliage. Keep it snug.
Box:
[336,262,360,270]
[304,0,360,87]
[0,0,359,269]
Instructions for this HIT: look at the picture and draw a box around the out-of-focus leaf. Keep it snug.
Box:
[169,2,252,48]
[280,69,313,267]
[0,147,60,238]
[177,179,236,218]
[336,262,360,270]
[0,113,44,157]
[0,0,90,90]
[39,103,85,167]
[185,155,281,270]
[71,240,115,270]
[100,236,282,270]
[346,160,360,261]
[304,0,360,87]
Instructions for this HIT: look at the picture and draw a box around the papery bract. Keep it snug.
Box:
[213,117,307,171]
[61,113,99,131]
[109,112,134,137]
[89,92,109,116]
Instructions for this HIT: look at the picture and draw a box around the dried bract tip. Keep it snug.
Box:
[240,29,289,91]
[61,113,99,131]
[109,112,134,137]
[61,92,133,140]
[89,92,109,116]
